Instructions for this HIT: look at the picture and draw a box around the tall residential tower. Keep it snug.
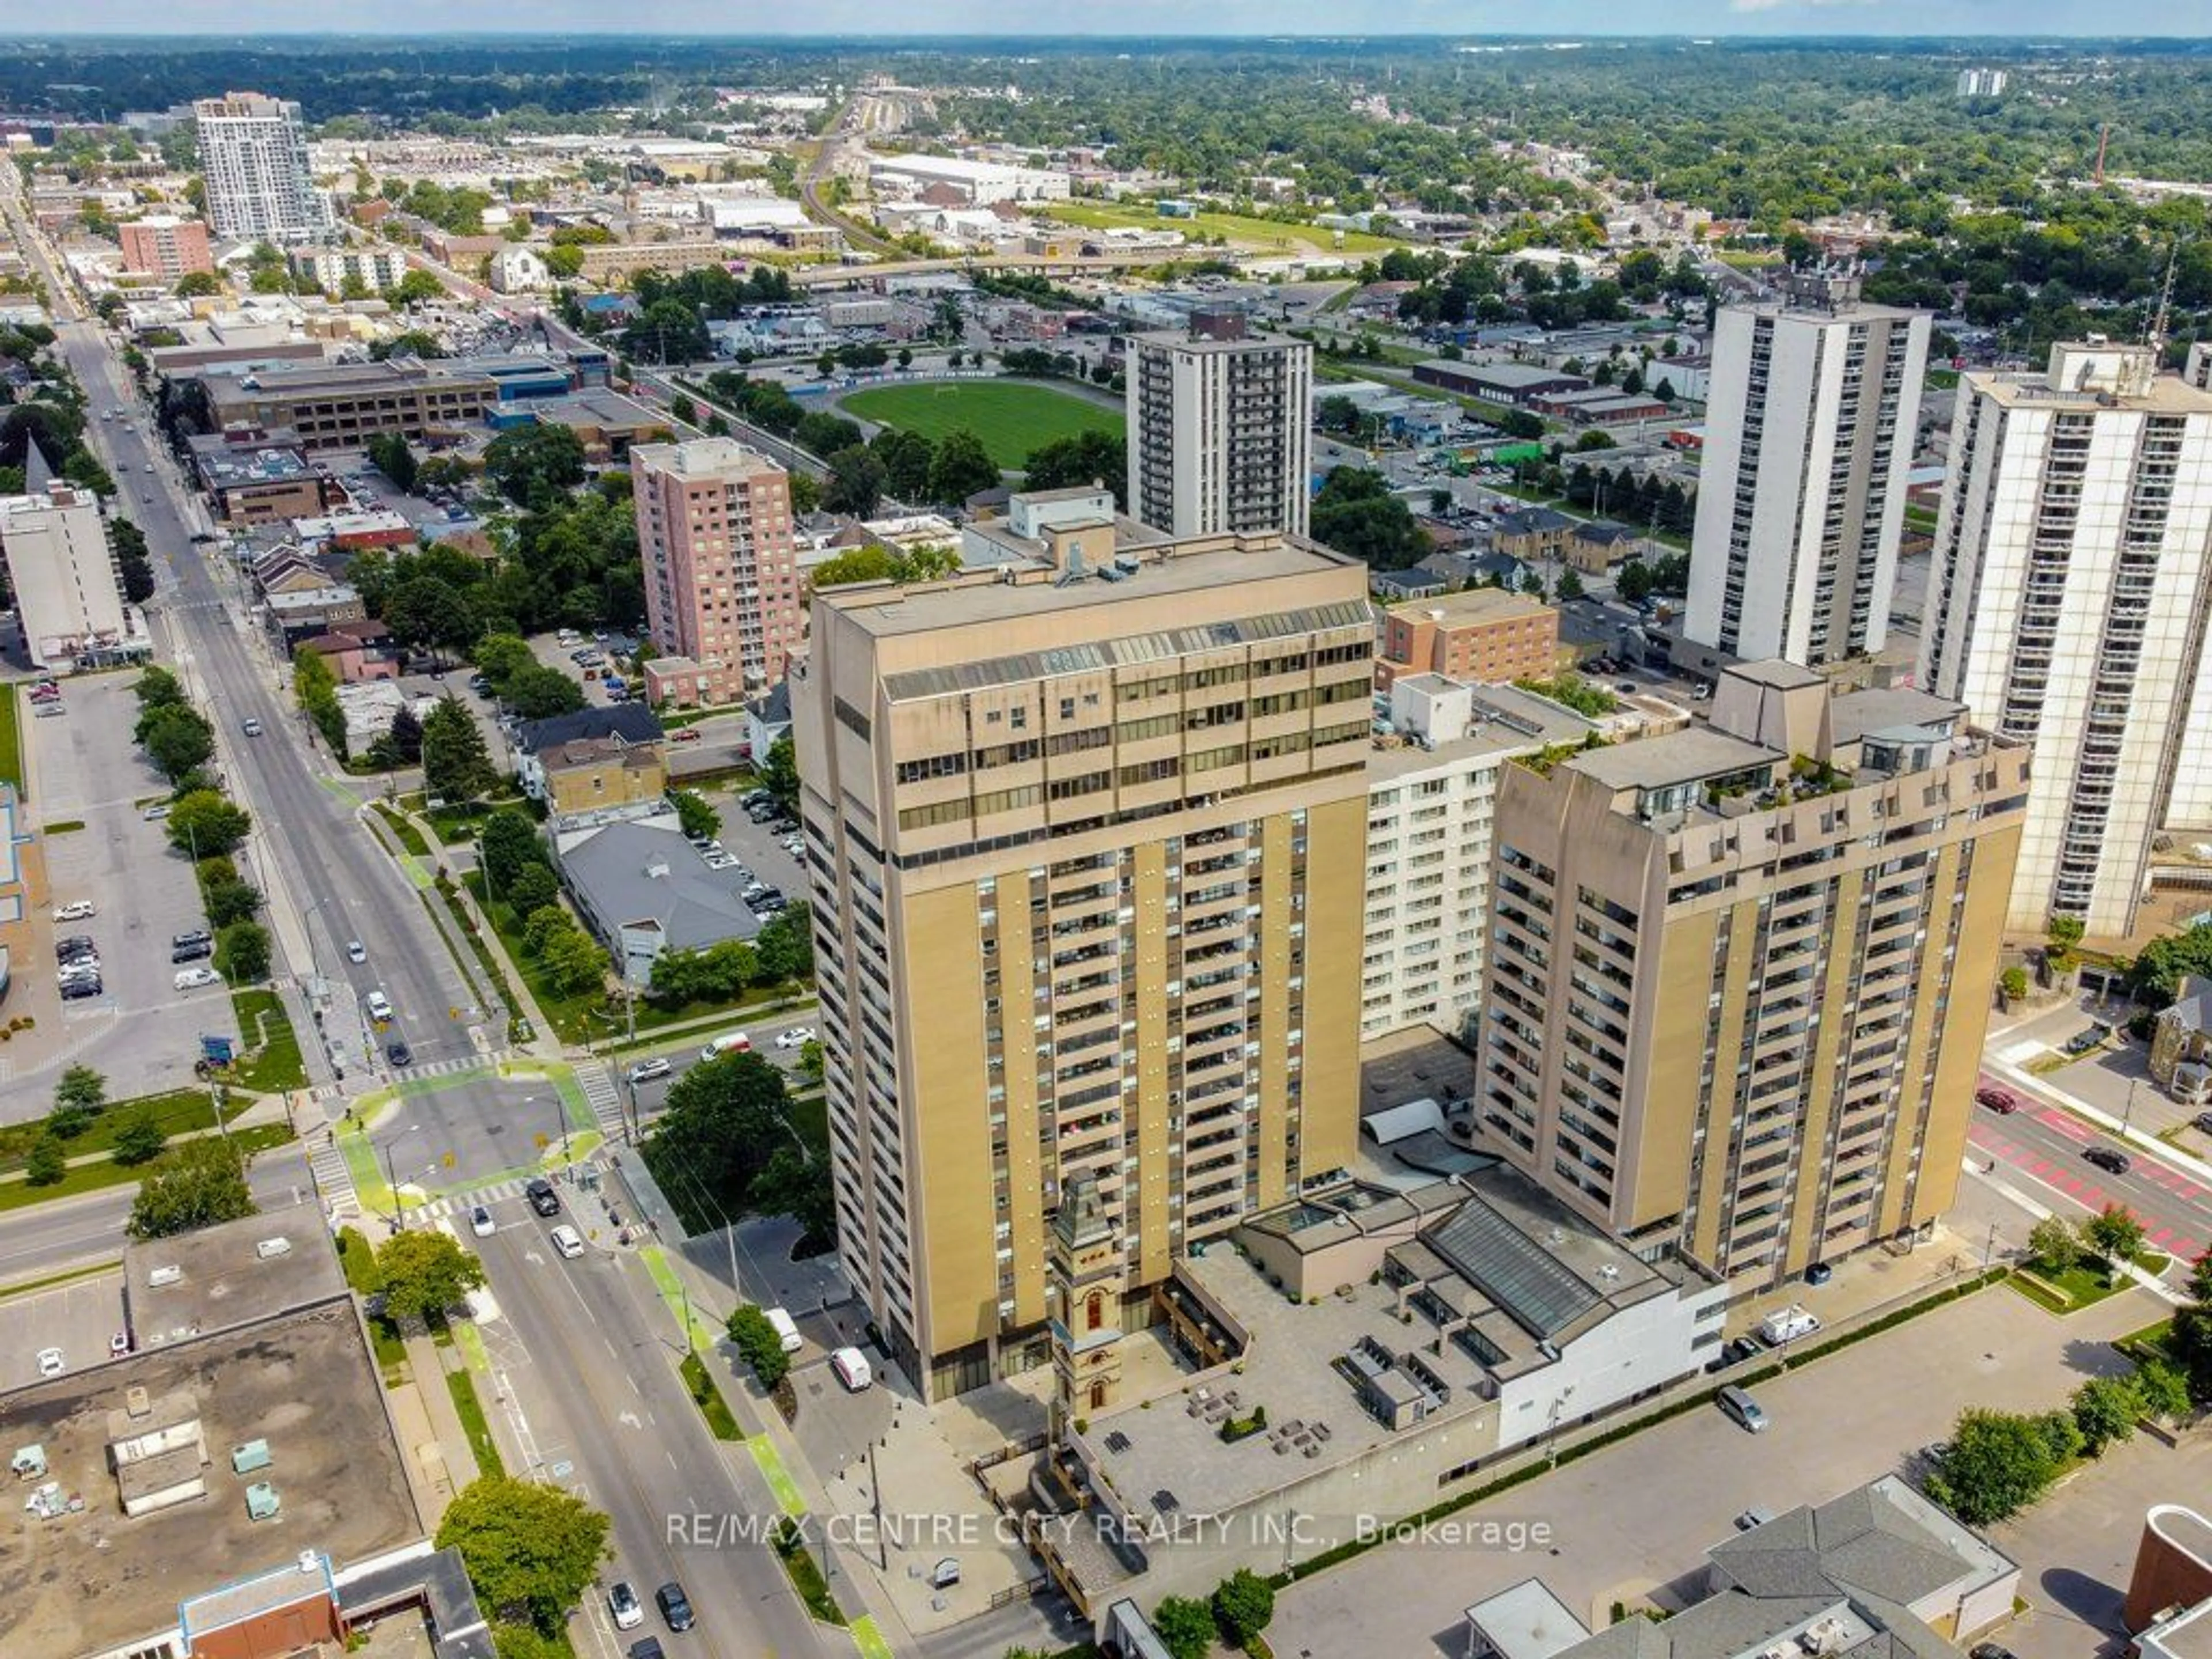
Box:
[1685,272,1930,668]
[1127,312,1313,540]
[193,93,330,244]
[792,525,1371,1398]
[1478,662,2026,1286]
[630,438,805,708]
[1920,341,2212,938]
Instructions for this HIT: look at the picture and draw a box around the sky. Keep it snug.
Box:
[24,0,2210,38]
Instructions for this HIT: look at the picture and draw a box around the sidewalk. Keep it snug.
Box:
[392,1328,479,1527]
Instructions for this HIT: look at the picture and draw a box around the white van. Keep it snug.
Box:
[365,990,393,1022]
[1755,1304,1821,1347]
[763,1306,802,1354]
[829,1346,872,1391]
[699,1031,752,1062]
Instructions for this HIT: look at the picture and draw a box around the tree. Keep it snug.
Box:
[422,698,499,804]
[645,1051,793,1224]
[2134,1358,2195,1422]
[2167,1250,2212,1405]
[111,1110,168,1167]
[1557,569,1586,601]
[926,427,1001,506]
[503,664,588,720]
[507,862,559,917]
[173,270,221,298]
[55,1064,107,1123]
[822,445,886,517]
[2085,1205,2147,1279]
[387,268,446,308]
[110,516,156,604]
[215,919,272,983]
[753,907,813,984]
[127,1137,256,1240]
[435,1476,611,1632]
[368,431,421,494]
[727,1303,793,1390]
[2070,1374,2141,1457]
[204,876,263,929]
[135,665,187,709]
[1925,1407,2075,1525]
[2027,1214,2079,1275]
[374,1229,490,1322]
[622,298,713,365]
[541,927,609,997]
[671,789,720,841]
[870,427,936,501]
[166,790,251,857]
[751,1143,834,1245]
[522,904,575,959]
[1212,1570,1275,1650]
[387,703,425,766]
[137,701,215,781]
[479,809,549,896]
[1021,429,1127,507]
[1153,1595,1217,1659]
[483,424,585,505]
[1312,467,1426,569]
[896,347,913,369]
[471,632,538,690]
[24,1136,66,1186]
[759,734,799,814]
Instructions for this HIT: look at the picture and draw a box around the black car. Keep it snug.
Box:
[1804,1262,1834,1286]
[172,939,214,964]
[60,977,103,1001]
[2083,1145,2133,1176]
[2195,1110,2212,1135]
[172,929,211,949]
[628,1641,666,1659]
[1721,1336,1762,1367]
[526,1177,561,1217]
[56,936,97,961]
[387,1040,414,1067]
[655,1582,694,1632]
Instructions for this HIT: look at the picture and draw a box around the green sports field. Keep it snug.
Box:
[840,378,1123,471]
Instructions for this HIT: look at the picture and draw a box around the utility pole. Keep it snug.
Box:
[382,1138,405,1232]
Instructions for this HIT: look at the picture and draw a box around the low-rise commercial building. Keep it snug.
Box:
[203,359,498,450]
[528,388,675,464]
[866,152,1071,204]
[0,480,143,670]
[553,811,760,984]
[188,427,344,524]
[1412,359,1589,406]
[1376,586,1559,691]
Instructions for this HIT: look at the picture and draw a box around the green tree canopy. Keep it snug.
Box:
[671,789,720,841]
[127,1137,257,1240]
[166,790,251,858]
[1312,466,1426,569]
[926,427,1001,506]
[503,663,588,719]
[137,701,216,782]
[1152,1596,1216,1659]
[1926,1407,2082,1525]
[422,698,499,804]
[822,445,886,517]
[435,1476,611,1632]
[726,1303,793,1389]
[374,1229,491,1321]
[483,423,585,506]
[479,808,549,895]
[215,919,272,983]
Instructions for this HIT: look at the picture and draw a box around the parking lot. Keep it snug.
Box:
[524,627,644,711]
[9,671,238,1113]
[0,1272,127,1391]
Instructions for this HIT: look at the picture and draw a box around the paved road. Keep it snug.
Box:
[472,1220,831,1659]
[1969,1088,2209,1262]
[0,1139,316,1284]
[2,176,518,1195]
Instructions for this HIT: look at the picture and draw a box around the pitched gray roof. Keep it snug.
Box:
[558,821,760,952]
[516,703,664,754]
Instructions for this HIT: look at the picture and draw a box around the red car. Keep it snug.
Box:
[671,728,702,744]
[1975,1085,2020,1114]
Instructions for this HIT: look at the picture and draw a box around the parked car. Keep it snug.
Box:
[60,977,103,1001]
[2062,1023,2112,1058]
[109,1331,131,1357]
[628,1057,672,1084]
[1804,1262,1833,1286]
[172,929,211,949]
[174,966,221,990]
[1719,1336,1762,1367]
[36,1347,64,1378]
[2083,1145,2133,1176]
[52,900,95,922]
[671,728,701,744]
[775,1027,815,1050]
[609,1583,645,1631]
[1974,1085,2020,1113]
[2196,1111,2212,1135]
[1733,1508,1776,1532]
[171,939,213,964]
[527,1177,561,1217]
[141,802,172,820]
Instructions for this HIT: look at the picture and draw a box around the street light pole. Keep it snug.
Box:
[382,1138,405,1232]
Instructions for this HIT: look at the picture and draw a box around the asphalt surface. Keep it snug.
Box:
[472,1220,831,1659]
[1969,1085,2210,1262]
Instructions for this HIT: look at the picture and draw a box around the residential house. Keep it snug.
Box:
[510,705,666,804]
[1564,520,1641,575]
[2149,977,2212,1104]
[1491,507,1576,565]
[295,619,401,683]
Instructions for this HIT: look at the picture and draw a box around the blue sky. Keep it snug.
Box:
[23,0,2206,36]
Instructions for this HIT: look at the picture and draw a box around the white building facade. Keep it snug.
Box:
[1685,272,1930,667]
[286,245,408,294]
[0,483,130,669]
[195,93,332,244]
[1920,342,2212,937]
[1127,313,1313,539]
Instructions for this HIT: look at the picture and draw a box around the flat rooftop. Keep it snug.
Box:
[188,435,317,486]
[124,1203,349,1351]
[1565,724,1778,793]
[630,435,786,482]
[1419,359,1582,387]
[1830,686,1961,745]
[836,534,1363,646]
[0,1303,420,1659]
[1382,586,1552,627]
[207,359,491,399]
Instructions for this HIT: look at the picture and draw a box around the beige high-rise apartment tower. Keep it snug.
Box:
[1478,661,2028,1286]
[792,525,1372,1399]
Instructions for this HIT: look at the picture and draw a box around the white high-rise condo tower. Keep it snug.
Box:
[194,93,331,244]
[1127,312,1313,539]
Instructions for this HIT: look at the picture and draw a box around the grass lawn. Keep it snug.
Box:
[842,379,1120,471]
[0,686,19,798]
[447,1368,506,1478]
[43,819,84,835]
[463,873,600,1044]
[1044,198,1406,255]
[681,1351,744,1441]
[2011,1255,2136,1312]
[0,1119,290,1212]
[225,988,306,1092]
[0,1088,232,1172]
[373,802,433,859]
